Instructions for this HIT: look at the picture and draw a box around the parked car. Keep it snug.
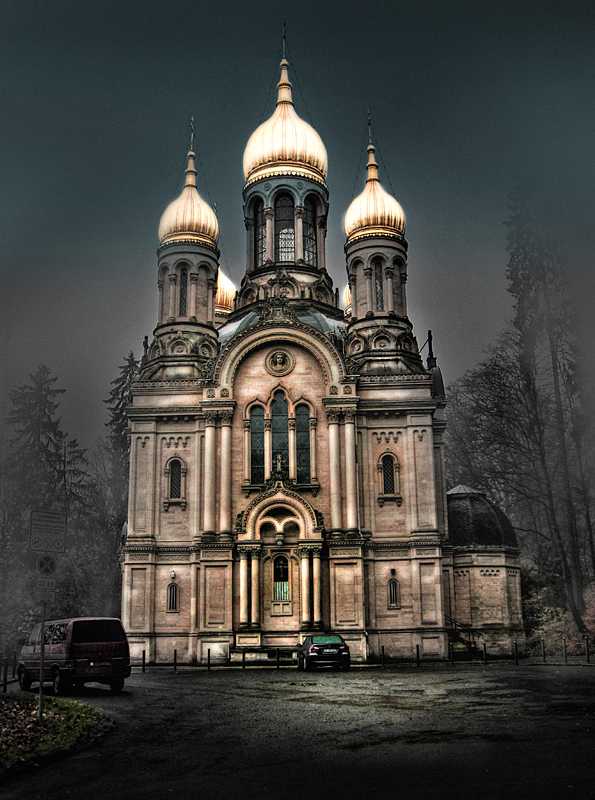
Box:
[297,634,350,670]
[18,617,131,695]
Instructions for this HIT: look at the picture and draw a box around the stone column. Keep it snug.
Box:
[309,418,318,483]
[250,549,260,627]
[168,274,177,320]
[312,547,322,627]
[344,410,358,533]
[264,418,272,480]
[316,214,327,271]
[349,276,357,320]
[300,548,311,627]
[385,266,394,313]
[207,279,216,325]
[203,412,217,535]
[401,270,408,317]
[189,273,198,318]
[288,418,296,480]
[157,279,164,323]
[364,267,373,317]
[265,207,274,264]
[219,411,233,537]
[245,217,254,272]
[295,206,304,262]
[327,408,342,532]
[239,549,249,626]
[243,419,251,484]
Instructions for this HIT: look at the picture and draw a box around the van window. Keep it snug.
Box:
[27,625,40,645]
[52,623,68,644]
[71,620,126,643]
[44,626,54,645]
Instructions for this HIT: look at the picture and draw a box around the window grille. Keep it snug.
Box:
[374,259,384,311]
[388,579,400,608]
[167,583,179,612]
[296,405,310,483]
[272,392,289,473]
[254,199,266,267]
[179,268,187,316]
[275,194,295,262]
[250,406,265,484]
[170,460,182,498]
[303,197,317,266]
[273,556,290,601]
[382,455,395,494]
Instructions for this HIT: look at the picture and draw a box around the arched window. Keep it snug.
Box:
[273,556,289,601]
[272,392,289,473]
[275,194,295,262]
[179,268,188,316]
[377,453,401,506]
[163,457,187,511]
[382,454,395,495]
[374,259,384,311]
[169,460,182,498]
[251,406,265,484]
[296,405,310,483]
[388,579,400,608]
[303,196,317,266]
[167,583,179,612]
[254,199,266,268]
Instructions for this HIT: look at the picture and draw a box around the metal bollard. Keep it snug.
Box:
[3,657,8,693]
[449,642,454,666]
[276,648,280,670]
[242,649,246,669]
[416,644,420,668]
[563,637,567,664]
[514,640,518,666]
[142,650,146,673]
[173,649,177,673]
[483,641,487,666]
[381,645,385,669]
[207,649,211,671]
[12,650,17,679]
[541,638,546,664]
[585,636,590,665]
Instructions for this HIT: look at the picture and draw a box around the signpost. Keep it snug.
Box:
[30,511,67,719]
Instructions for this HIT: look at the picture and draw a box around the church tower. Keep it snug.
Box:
[121,52,522,665]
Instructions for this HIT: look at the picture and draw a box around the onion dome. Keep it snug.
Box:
[243,59,328,188]
[158,150,219,247]
[343,284,352,317]
[446,486,518,548]
[344,144,405,243]
[215,270,236,316]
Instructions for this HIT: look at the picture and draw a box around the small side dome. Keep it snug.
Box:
[446,486,518,549]
[243,59,328,188]
[216,270,236,316]
[344,144,405,243]
[343,284,352,317]
[158,151,219,247]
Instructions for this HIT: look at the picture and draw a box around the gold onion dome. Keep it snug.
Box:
[158,150,219,247]
[343,284,352,316]
[243,59,328,187]
[215,270,236,315]
[344,144,405,243]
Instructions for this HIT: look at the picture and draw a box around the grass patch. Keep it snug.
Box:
[0,693,113,777]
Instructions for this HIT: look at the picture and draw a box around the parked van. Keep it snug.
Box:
[18,617,131,694]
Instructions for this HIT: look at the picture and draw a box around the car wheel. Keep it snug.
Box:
[297,655,304,671]
[304,658,314,671]
[110,677,125,694]
[342,661,351,671]
[53,670,70,696]
[18,668,32,691]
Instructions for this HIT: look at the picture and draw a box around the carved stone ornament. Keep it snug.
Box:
[265,348,295,377]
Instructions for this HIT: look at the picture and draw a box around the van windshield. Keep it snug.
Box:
[71,620,126,643]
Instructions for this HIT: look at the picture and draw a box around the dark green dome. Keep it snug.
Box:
[446,485,518,549]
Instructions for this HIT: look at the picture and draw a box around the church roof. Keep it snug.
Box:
[218,306,346,347]
[446,486,518,549]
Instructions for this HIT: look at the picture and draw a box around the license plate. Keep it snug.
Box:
[90,661,110,667]
[323,649,337,654]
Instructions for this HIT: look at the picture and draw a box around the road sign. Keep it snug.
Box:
[35,590,56,603]
[30,511,67,553]
[36,554,57,576]
[36,577,56,590]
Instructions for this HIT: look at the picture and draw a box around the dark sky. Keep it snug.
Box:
[2,0,594,452]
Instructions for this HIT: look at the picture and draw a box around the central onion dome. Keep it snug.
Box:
[158,150,219,247]
[215,270,236,316]
[344,143,405,243]
[243,59,328,188]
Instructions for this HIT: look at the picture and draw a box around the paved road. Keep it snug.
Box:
[3,664,595,799]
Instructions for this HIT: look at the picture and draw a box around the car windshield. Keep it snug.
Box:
[71,620,126,643]
[312,636,343,644]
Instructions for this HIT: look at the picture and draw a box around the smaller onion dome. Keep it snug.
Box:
[215,270,236,316]
[243,59,328,188]
[344,143,405,243]
[158,151,219,247]
[446,486,518,549]
[343,284,352,317]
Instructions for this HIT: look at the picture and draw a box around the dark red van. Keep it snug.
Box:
[18,617,131,694]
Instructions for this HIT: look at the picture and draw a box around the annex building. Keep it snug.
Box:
[121,58,524,664]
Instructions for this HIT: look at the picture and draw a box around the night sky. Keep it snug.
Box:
[2,0,594,452]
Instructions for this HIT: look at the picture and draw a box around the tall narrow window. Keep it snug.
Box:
[251,406,265,484]
[254,199,266,268]
[303,196,317,266]
[170,460,182,498]
[374,259,384,311]
[273,556,289,601]
[275,193,295,262]
[167,583,179,612]
[382,455,395,495]
[388,579,400,608]
[271,392,289,473]
[179,268,188,316]
[296,405,310,483]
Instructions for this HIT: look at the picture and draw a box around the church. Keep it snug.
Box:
[121,57,525,664]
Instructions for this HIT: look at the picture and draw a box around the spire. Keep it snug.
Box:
[276,57,293,105]
[184,149,197,188]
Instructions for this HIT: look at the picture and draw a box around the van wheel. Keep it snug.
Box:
[110,677,125,694]
[18,668,32,691]
[53,670,70,696]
